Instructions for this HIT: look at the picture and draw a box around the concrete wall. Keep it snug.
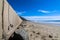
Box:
[0,0,3,40]
[3,0,22,39]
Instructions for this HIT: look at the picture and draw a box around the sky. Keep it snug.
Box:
[7,0,60,16]
[7,0,60,25]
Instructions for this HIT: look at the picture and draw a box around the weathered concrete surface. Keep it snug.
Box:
[15,21,60,40]
[0,0,3,40]
[0,0,23,40]
[3,0,23,39]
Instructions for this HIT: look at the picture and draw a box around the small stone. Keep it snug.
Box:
[49,35,53,38]
[36,32,40,35]
[30,34,32,36]
[32,31,35,33]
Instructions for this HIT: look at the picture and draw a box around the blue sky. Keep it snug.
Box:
[7,0,60,16]
[7,0,60,25]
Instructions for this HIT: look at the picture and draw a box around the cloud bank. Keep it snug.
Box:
[23,16,60,20]
[17,11,26,15]
[22,16,60,25]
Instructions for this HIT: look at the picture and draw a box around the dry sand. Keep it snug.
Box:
[15,21,60,40]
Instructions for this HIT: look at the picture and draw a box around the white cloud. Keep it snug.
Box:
[17,12,22,15]
[17,11,26,15]
[38,10,51,13]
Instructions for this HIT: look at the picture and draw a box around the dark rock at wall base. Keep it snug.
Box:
[8,32,24,40]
